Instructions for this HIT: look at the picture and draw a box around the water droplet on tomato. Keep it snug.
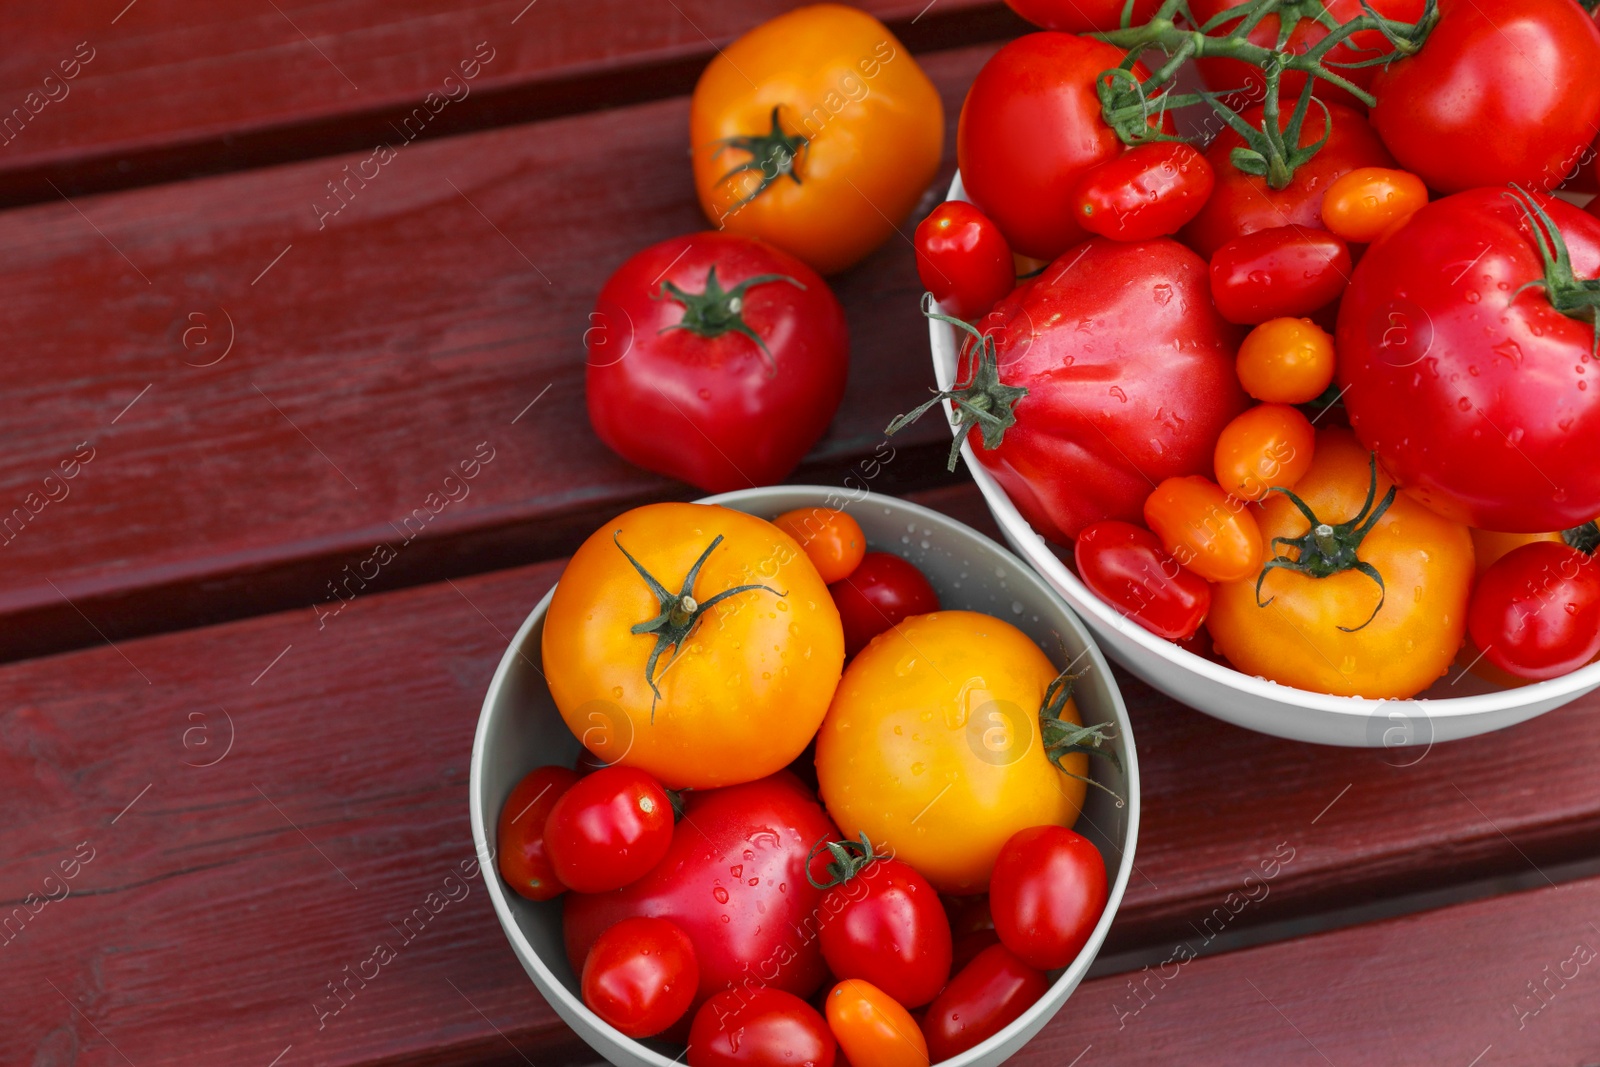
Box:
[713,886,729,904]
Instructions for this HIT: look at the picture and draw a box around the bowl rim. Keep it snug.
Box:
[930,169,1600,721]
[469,485,1143,1067]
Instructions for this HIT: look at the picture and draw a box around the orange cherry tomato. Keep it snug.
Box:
[825,979,929,1067]
[1235,317,1336,404]
[1468,528,1564,578]
[1319,166,1428,244]
[773,507,867,584]
[1144,476,1264,583]
[1214,404,1316,502]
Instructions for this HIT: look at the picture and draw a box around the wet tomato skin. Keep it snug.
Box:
[497,765,580,901]
[1467,542,1600,681]
[988,825,1108,971]
[1071,142,1214,242]
[922,945,1049,1063]
[544,765,675,894]
[915,201,1016,321]
[1074,521,1211,640]
[582,917,699,1038]
[816,856,952,1008]
[688,987,836,1067]
[828,552,940,656]
[1209,227,1352,325]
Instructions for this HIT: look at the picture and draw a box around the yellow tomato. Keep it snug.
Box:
[1213,403,1315,502]
[1235,317,1336,405]
[689,5,944,274]
[1319,167,1428,244]
[1208,429,1474,698]
[1468,527,1564,578]
[544,503,843,789]
[815,610,1090,894]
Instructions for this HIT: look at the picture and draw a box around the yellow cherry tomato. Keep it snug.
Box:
[826,980,929,1067]
[1468,527,1564,578]
[1214,403,1316,502]
[544,502,843,789]
[815,611,1092,894]
[689,5,944,274]
[1144,476,1264,583]
[1320,166,1429,244]
[772,506,867,583]
[1208,429,1474,698]
[1235,317,1336,405]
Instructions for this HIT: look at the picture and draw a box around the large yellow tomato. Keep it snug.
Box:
[1208,428,1474,698]
[689,4,944,275]
[815,611,1091,895]
[544,503,844,789]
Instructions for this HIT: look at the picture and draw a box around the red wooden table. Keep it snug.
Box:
[4,4,1599,1065]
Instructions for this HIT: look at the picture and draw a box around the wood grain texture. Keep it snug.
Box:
[0,43,996,665]
[4,482,1599,1066]
[2,0,1023,206]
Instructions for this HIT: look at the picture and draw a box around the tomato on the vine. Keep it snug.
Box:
[582,917,699,1038]
[1467,542,1600,681]
[1074,521,1212,640]
[1319,167,1428,244]
[988,825,1107,971]
[1070,142,1214,242]
[497,765,580,901]
[828,551,940,657]
[915,201,1016,321]
[586,233,848,494]
[773,506,866,585]
[1235,317,1336,404]
[1371,0,1600,194]
[1144,476,1264,584]
[825,980,929,1067]
[1209,226,1351,325]
[1214,404,1315,502]
[544,765,675,894]
[923,945,1048,1063]
[688,988,836,1067]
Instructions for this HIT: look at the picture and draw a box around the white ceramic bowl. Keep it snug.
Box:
[929,172,1600,748]
[470,486,1140,1067]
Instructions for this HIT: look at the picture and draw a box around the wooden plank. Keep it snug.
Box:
[0,43,995,665]
[5,483,1600,1066]
[3,0,1024,206]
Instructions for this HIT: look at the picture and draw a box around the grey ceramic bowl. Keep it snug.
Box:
[469,486,1140,1067]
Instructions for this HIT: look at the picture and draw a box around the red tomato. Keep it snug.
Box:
[1467,542,1600,681]
[900,238,1246,544]
[1003,0,1159,32]
[1074,521,1211,640]
[586,232,848,493]
[1209,226,1352,325]
[825,980,928,1067]
[915,201,1015,321]
[922,945,1049,1063]
[545,766,674,894]
[988,825,1108,971]
[1183,103,1394,258]
[564,772,838,1010]
[497,765,580,901]
[1189,0,1426,110]
[689,987,836,1067]
[1371,0,1600,194]
[1337,188,1600,531]
[582,917,699,1038]
[958,33,1153,260]
[811,835,953,1008]
[828,552,940,656]
[1071,142,1214,242]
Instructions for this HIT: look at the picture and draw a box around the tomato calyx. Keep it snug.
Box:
[885,296,1029,471]
[655,265,806,374]
[1504,186,1600,356]
[1039,669,1124,805]
[612,531,786,715]
[711,106,809,214]
[804,831,883,890]
[1565,521,1599,556]
[1256,454,1397,631]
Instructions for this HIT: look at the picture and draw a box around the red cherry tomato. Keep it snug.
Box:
[811,836,953,1008]
[828,552,940,656]
[1183,103,1393,258]
[1070,142,1215,242]
[1467,542,1600,681]
[1209,226,1351,325]
[922,945,1049,1063]
[582,917,699,1038]
[914,201,1015,321]
[497,765,580,901]
[1371,0,1600,194]
[689,987,836,1067]
[958,33,1157,260]
[544,765,674,894]
[1003,0,1159,32]
[988,825,1108,971]
[1074,521,1211,640]
[586,232,848,493]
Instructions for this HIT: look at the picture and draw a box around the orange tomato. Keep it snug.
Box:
[1144,476,1263,583]
[1214,404,1316,501]
[1235,318,1336,404]
[1468,528,1564,578]
[1320,167,1429,244]
[689,5,944,274]
[773,506,867,583]
[825,980,929,1067]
